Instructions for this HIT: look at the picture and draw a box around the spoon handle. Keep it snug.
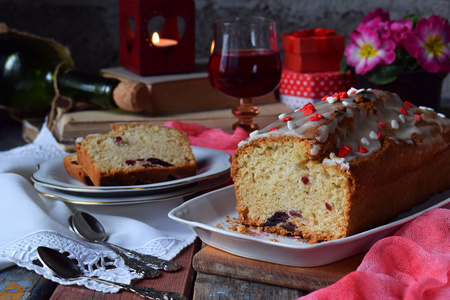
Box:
[103,242,160,278]
[86,276,186,300]
[107,242,181,272]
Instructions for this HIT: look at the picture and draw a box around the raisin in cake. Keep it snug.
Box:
[231,88,450,244]
[75,123,197,186]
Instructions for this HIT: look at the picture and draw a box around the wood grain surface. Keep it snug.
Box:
[193,245,365,292]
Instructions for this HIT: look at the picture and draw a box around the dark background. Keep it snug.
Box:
[1,0,449,98]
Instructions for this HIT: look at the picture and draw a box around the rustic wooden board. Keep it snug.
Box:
[50,239,201,300]
[194,272,308,299]
[0,266,57,300]
[193,245,365,292]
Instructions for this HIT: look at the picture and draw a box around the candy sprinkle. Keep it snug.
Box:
[391,120,399,129]
[314,113,324,119]
[414,114,423,120]
[359,146,369,153]
[326,97,338,104]
[343,145,353,151]
[338,147,349,157]
[287,120,296,130]
[339,91,349,99]
[404,101,413,108]
[278,113,288,120]
[378,122,386,127]
[282,116,292,122]
[347,87,357,95]
[399,108,408,115]
[369,131,378,140]
[342,100,352,106]
[361,137,370,145]
[269,126,279,131]
[304,107,315,116]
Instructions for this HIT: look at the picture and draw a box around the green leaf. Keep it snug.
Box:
[364,64,404,85]
[403,14,421,27]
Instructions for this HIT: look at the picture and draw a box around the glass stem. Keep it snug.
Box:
[232,98,260,132]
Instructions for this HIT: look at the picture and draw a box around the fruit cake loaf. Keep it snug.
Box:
[75,123,197,186]
[231,88,450,244]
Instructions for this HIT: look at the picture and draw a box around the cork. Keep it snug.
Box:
[113,80,150,112]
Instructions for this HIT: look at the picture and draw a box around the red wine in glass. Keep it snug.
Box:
[208,49,282,99]
[208,17,282,132]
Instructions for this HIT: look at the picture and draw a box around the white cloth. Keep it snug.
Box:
[0,124,197,293]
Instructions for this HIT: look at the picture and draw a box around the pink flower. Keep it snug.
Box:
[362,8,390,24]
[358,8,391,39]
[405,15,450,73]
[345,29,396,75]
[389,19,413,48]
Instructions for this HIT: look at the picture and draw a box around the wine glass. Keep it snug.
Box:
[208,16,282,132]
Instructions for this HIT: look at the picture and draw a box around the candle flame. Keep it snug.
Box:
[210,40,215,54]
[152,32,160,44]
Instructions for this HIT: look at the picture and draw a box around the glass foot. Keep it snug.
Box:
[232,98,259,133]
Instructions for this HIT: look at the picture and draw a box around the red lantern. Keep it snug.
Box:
[119,0,195,75]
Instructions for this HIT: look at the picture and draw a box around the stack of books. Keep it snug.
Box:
[23,63,291,151]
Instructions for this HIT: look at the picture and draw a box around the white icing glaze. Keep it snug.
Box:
[242,89,450,169]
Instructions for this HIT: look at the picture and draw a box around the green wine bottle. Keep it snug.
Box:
[0,23,148,116]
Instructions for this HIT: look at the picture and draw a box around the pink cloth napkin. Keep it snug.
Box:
[163,121,248,156]
[300,208,450,300]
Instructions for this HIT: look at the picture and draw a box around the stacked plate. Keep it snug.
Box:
[31,146,232,205]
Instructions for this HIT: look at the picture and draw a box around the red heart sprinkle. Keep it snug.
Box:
[269,126,279,131]
[338,147,349,157]
[404,101,413,108]
[399,108,408,115]
[304,108,315,116]
[359,146,369,153]
[313,113,324,119]
[282,116,292,122]
[414,114,422,120]
[339,92,349,99]
[343,145,353,151]
[378,122,386,127]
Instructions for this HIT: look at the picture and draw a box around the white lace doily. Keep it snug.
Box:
[0,123,197,293]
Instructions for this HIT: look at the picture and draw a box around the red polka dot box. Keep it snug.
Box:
[278,68,354,110]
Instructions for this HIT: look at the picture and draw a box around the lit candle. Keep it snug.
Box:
[151,32,178,47]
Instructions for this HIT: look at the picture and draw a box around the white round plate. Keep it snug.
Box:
[35,173,231,205]
[31,146,230,195]
[169,185,450,267]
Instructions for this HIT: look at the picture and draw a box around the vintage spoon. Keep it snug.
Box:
[68,214,159,279]
[70,211,181,272]
[36,246,186,300]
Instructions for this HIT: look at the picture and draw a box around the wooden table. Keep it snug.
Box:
[0,111,364,299]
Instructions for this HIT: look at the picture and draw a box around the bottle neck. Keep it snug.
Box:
[57,69,121,109]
